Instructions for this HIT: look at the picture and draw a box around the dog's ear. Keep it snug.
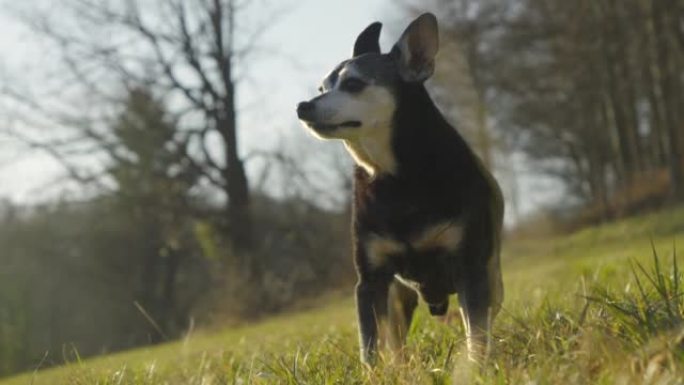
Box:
[353,22,382,57]
[391,13,439,82]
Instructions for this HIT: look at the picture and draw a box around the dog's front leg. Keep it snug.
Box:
[356,277,389,365]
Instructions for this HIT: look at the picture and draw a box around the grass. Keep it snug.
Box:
[4,207,684,384]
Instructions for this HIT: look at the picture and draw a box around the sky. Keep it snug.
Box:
[0,0,561,219]
[0,0,403,202]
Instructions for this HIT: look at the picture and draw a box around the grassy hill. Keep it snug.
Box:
[3,207,684,384]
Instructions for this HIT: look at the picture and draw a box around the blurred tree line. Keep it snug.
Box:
[0,88,351,376]
[422,0,683,222]
[0,0,352,377]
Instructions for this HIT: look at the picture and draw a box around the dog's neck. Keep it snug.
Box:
[343,83,469,180]
[343,120,396,177]
[392,84,474,178]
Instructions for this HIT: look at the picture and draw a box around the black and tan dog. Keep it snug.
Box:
[296,13,504,365]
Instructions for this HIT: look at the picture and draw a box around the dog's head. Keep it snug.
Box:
[296,13,439,142]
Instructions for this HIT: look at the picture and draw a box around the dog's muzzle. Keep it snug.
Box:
[296,101,316,122]
[296,101,361,133]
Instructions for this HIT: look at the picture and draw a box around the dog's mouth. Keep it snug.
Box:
[308,121,362,131]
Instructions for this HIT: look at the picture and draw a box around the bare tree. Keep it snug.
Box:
[3,0,287,275]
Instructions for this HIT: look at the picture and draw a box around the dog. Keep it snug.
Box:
[296,13,504,365]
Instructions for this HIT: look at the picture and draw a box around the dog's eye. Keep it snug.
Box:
[340,78,367,93]
[318,86,324,93]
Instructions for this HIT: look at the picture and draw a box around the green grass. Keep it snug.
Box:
[4,207,684,384]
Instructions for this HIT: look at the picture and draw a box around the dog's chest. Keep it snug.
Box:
[357,173,462,233]
[364,220,463,271]
[355,172,467,276]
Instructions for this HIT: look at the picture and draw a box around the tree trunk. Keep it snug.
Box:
[640,3,668,168]
[161,248,181,333]
[226,157,253,250]
[218,103,258,275]
[218,89,253,250]
[653,0,684,200]
[599,0,638,184]
[214,0,255,258]
[610,0,644,172]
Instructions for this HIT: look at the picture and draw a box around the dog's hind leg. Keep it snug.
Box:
[387,279,418,355]
[460,207,504,364]
[459,302,492,364]
[459,269,500,364]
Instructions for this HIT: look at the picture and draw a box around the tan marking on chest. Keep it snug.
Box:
[365,221,464,269]
[412,221,464,251]
[366,235,404,269]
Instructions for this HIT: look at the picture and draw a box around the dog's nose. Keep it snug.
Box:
[297,101,315,120]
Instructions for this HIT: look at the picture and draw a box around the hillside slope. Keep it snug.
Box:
[4,207,684,384]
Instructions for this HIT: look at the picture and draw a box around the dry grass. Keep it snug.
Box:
[3,207,684,385]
